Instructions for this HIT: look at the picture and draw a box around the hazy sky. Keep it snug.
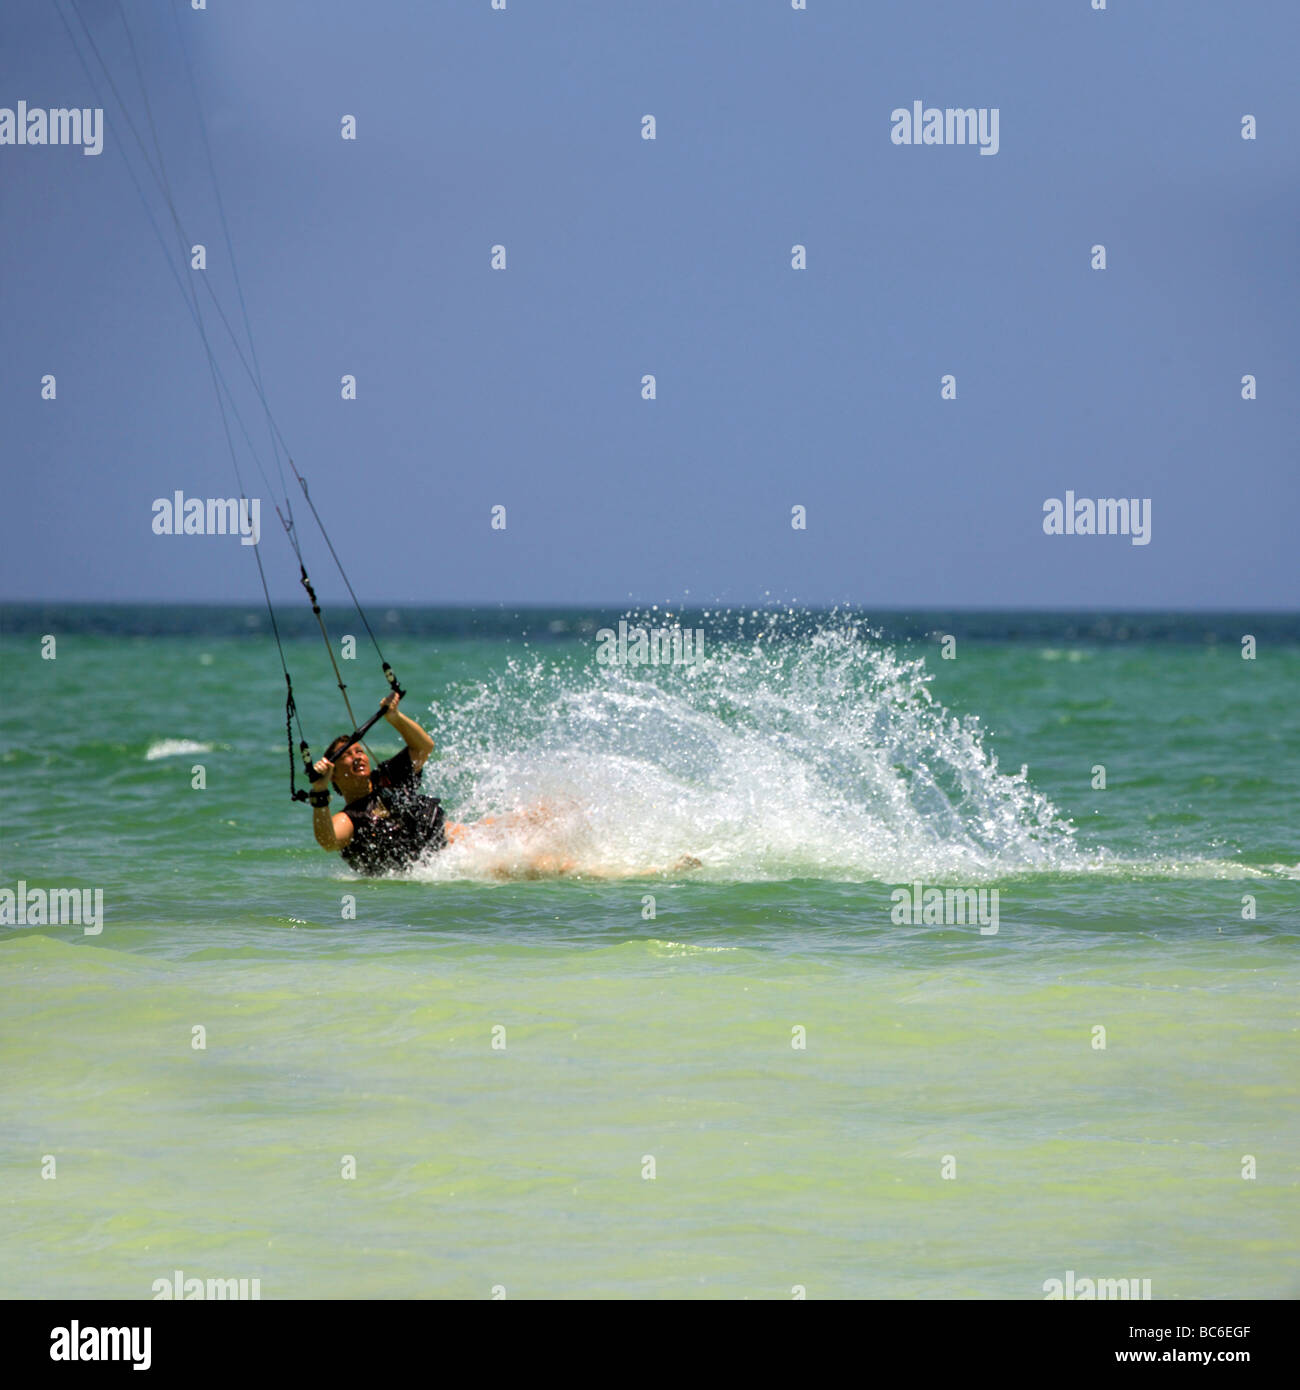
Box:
[2,0,1297,609]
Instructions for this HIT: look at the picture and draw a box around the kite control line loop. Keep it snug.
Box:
[286,679,309,803]
[296,737,316,802]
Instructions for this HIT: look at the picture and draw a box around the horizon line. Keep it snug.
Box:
[3,599,1298,617]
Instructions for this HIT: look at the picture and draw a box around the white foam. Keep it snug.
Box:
[145,738,213,761]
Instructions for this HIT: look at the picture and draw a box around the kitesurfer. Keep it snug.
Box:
[308,692,450,874]
[309,691,703,879]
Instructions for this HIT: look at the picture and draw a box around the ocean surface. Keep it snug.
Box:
[2,605,1297,1300]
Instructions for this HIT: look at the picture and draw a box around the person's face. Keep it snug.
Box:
[333,744,370,783]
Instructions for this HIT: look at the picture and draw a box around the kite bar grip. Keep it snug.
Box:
[298,685,407,805]
[330,700,394,763]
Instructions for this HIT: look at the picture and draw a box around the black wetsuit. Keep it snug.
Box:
[339,747,447,875]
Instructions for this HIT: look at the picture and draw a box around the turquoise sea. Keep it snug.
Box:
[2,605,1297,1299]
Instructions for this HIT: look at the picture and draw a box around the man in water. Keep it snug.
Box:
[309,692,453,875]
[310,691,701,878]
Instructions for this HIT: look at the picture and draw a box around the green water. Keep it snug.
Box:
[2,608,1297,1299]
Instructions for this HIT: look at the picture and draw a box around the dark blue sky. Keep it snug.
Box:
[2,0,1297,609]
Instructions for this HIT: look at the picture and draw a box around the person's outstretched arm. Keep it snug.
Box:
[381,692,435,770]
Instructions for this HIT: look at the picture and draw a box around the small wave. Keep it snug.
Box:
[993,856,1277,883]
[643,940,740,956]
[1039,649,1090,662]
[145,739,213,761]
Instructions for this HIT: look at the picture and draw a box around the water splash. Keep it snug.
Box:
[404,616,1082,883]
